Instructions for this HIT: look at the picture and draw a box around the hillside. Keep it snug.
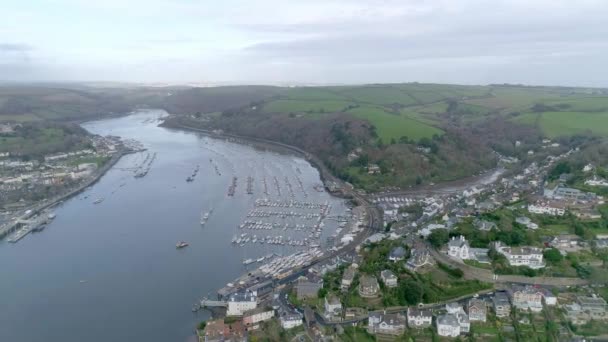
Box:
[2,83,608,191]
[165,83,607,191]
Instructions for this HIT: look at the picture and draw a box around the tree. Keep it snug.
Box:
[318,288,327,298]
[543,248,563,264]
[428,229,449,248]
[197,321,207,330]
[401,280,424,305]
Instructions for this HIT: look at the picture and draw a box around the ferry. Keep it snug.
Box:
[176,241,189,249]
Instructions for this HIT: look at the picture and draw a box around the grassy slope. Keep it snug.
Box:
[516,111,608,137]
[347,106,443,141]
[260,84,454,142]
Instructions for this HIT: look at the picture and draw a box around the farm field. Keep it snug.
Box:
[262,99,355,114]
[514,111,608,137]
[347,105,443,141]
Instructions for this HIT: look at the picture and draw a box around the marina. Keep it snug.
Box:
[0,109,350,342]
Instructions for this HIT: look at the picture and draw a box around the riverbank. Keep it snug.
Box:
[0,148,130,239]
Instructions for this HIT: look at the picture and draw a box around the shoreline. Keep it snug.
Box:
[162,121,348,197]
[0,149,129,238]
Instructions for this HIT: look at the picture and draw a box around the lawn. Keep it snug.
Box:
[347,106,443,142]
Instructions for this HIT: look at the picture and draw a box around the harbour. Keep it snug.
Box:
[0,109,351,342]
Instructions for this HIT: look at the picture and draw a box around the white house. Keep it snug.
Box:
[368,312,407,335]
[324,295,342,319]
[448,236,470,260]
[437,314,460,337]
[528,204,565,216]
[445,302,470,333]
[380,270,398,288]
[280,313,303,329]
[226,291,257,316]
[494,242,545,269]
[243,308,274,326]
[407,308,432,328]
[586,176,608,187]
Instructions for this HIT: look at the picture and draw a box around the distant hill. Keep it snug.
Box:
[2,82,607,190]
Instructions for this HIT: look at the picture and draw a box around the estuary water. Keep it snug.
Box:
[0,110,346,342]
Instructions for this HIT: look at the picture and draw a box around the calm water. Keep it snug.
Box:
[0,110,346,342]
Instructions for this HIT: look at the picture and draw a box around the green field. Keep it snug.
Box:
[347,106,443,141]
[515,111,608,137]
[334,86,418,106]
[263,99,355,113]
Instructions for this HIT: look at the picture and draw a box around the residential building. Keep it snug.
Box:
[389,246,406,262]
[515,216,539,230]
[549,234,580,252]
[243,308,274,326]
[368,312,407,335]
[585,176,608,187]
[407,307,432,328]
[474,219,497,231]
[406,248,433,270]
[510,285,543,312]
[492,292,511,318]
[468,299,487,322]
[577,295,608,320]
[445,302,470,333]
[528,203,565,216]
[494,242,545,269]
[295,275,323,299]
[226,291,257,316]
[358,275,380,298]
[324,295,342,319]
[380,270,398,288]
[280,313,303,329]
[437,314,460,337]
[341,265,357,290]
[247,280,274,298]
[367,164,381,175]
[448,236,470,259]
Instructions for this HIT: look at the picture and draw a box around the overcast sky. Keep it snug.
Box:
[1,0,607,86]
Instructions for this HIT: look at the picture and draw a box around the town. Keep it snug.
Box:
[194,138,608,341]
[0,122,144,241]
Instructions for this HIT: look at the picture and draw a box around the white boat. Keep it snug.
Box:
[243,258,255,265]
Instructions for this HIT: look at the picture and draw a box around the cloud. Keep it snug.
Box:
[1,0,608,85]
[0,43,31,52]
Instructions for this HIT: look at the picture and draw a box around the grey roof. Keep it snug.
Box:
[448,236,468,248]
[407,307,432,318]
[390,247,406,258]
[360,275,379,288]
[468,298,486,310]
[437,314,459,327]
[229,291,256,302]
[492,292,510,306]
[381,270,397,280]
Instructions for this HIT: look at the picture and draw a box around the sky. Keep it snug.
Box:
[1,0,608,86]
